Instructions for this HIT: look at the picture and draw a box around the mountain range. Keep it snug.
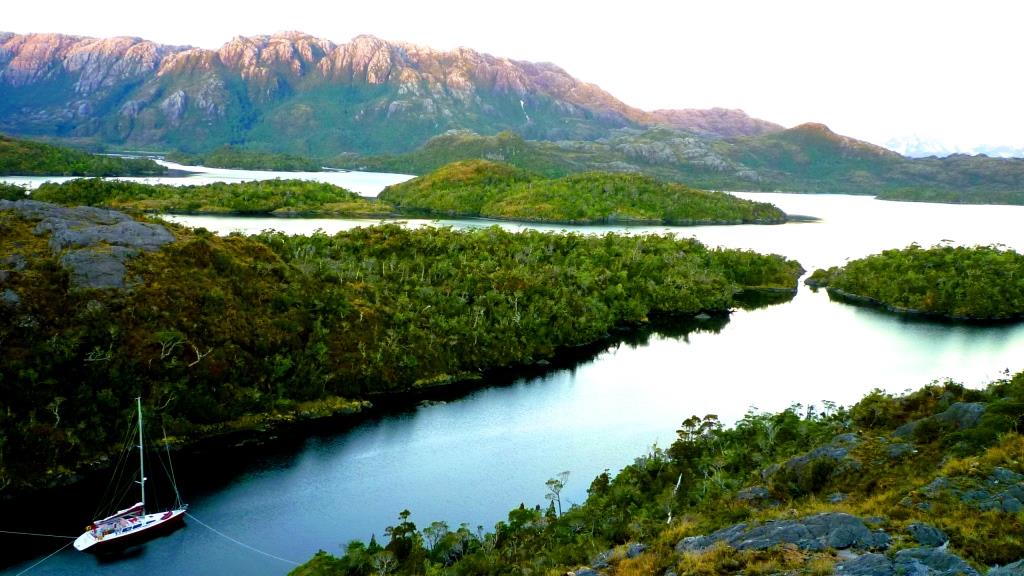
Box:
[0,31,780,155]
[3,31,1024,202]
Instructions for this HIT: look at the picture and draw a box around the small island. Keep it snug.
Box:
[31,178,391,217]
[291,374,1024,575]
[378,159,787,225]
[0,133,166,176]
[806,244,1024,321]
[165,145,323,172]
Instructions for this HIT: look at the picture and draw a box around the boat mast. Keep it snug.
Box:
[137,396,145,513]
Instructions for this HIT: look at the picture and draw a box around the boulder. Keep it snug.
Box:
[894,403,987,439]
[906,523,947,547]
[893,547,979,576]
[676,513,888,554]
[989,559,1024,576]
[1,288,19,307]
[836,552,894,576]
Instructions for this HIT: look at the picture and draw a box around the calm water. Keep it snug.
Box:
[0,159,414,196]
[4,180,1024,575]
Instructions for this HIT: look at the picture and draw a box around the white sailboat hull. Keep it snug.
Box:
[74,508,187,552]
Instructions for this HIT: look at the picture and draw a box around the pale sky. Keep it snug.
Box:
[5,0,1023,152]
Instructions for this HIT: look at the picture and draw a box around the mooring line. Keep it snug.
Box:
[0,529,76,539]
[185,512,300,566]
[14,540,73,576]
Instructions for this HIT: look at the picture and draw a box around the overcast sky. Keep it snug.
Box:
[5,0,1022,152]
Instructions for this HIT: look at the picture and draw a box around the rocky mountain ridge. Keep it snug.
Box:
[0,31,781,154]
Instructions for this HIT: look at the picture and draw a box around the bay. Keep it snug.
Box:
[4,178,1024,575]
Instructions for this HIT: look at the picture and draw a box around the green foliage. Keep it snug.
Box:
[380,160,786,225]
[292,374,1024,575]
[0,182,28,200]
[31,178,390,216]
[0,211,801,493]
[808,244,1024,320]
[0,133,166,176]
[345,127,1024,205]
[166,145,322,171]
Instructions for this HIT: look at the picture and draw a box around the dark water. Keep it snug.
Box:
[5,193,1024,575]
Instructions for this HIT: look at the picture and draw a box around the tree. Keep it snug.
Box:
[544,470,570,517]
[370,550,396,576]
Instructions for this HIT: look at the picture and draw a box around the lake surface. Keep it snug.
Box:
[4,175,1024,575]
[0,159,414,196]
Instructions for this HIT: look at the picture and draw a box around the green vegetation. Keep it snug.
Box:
[379,160,786,224]
[0,208,801,493]
[291,374,1024,575]
[31,178,390,216]
[165,145,322,172]
[0,183,27,200]
[343,127,1024,205]
[807,244,1024,320]
[0,133,166,176]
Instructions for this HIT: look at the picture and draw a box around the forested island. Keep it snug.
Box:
[379,160,786,225]
[0,133,166,176]
[30,178,390,217]
[806,244,1024,320]
[0,198,802,493]
[292,373,1024,575]
[165,146,323,172]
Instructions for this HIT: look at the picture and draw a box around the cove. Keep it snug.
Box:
[4,188,1024,575]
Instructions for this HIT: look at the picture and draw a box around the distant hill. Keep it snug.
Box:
[348,125,1024,203]
[0,32,779,156]
[378,159,786,225]
[0,133,165,176]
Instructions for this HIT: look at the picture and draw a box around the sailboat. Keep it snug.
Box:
[73,397,188,552]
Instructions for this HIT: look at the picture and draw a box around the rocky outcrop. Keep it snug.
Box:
[675,512,890,553]
[0,199,173,289]
[837,547,980,576]
[893,402,987,439]
[904,466,1024,513]
[760,433,862,491]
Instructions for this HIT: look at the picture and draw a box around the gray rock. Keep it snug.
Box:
[836,553,894,576]
[60,247,139,290]
[934,402,986,430]
[1,288,19,307]
[675,513,888,554]
[625,543,646,558]
[893,547,980,576]
[1,199,174,290]
[828,492,848,504]
[906,523,947,547]
[989,559,1024,576]
[572,569,600,576]
[895,403,987,439]
[991,467,1024,484]
[886,443,915,459]
[1,253,27,271]
[737,485,775,504]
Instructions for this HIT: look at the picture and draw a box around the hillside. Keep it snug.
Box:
[379,160,787,225]
[350,126,1024,202]
[0,132,165,176]
[292,375,1024,575]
